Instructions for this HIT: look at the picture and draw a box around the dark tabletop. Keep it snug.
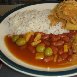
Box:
[0,63,33,77]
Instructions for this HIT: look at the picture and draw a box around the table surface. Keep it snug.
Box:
[0,4,77,77]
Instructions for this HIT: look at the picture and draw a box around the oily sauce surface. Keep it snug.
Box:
[4,33,77,68]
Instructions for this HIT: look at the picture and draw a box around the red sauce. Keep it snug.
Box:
[4,31,77,68]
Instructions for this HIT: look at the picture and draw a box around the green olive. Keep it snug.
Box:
[12,35,19,42]
[45,47,53,56]
[36,44,45,52]
[16,38,26,46]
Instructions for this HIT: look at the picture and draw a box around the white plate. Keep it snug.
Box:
[0,3,77,77]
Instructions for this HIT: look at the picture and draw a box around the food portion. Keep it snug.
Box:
[48,0,77,30]
[4,0,77,68]
[8,9,69,35]
[5,31,77,68]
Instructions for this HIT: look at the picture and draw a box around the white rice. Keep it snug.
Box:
[8,9,69,35]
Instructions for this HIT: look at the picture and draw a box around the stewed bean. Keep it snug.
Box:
[50,35,60,41]
[52,40,64,46]
[10,31,77,63]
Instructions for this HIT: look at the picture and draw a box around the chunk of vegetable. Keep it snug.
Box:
[65,22,77,30]
[31,40,41,46]
[35,53,44,60]
[12,35,19,42]
[45,47,53,56]
[24,32,34,42]
[64,44,68,52]
[73,34,77,43]
[72,35,77,53]
[53,55,57,62]
[34,33,41,41]
[73,44,77,53]
[16,38,26,46]
[36,44,45,52]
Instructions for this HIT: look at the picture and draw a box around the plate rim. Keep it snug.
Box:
[0,2,77,77]
[1,51,77,77]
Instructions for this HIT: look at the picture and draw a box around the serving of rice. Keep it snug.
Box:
[8,9,69,35]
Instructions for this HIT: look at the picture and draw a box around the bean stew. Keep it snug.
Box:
[4,31,77,68]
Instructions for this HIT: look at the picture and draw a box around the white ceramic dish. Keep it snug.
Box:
[0,3,77,77]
